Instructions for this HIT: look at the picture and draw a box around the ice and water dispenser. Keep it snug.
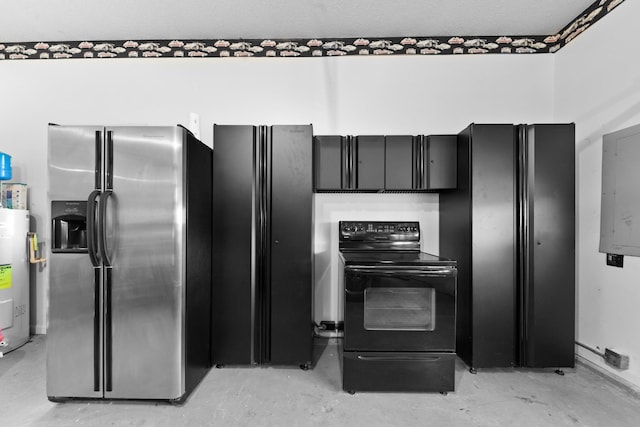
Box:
[51,201,88,252]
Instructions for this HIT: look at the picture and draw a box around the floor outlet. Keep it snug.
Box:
[604,348,629,370]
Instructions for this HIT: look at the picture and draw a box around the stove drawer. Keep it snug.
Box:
[342,351,456,393]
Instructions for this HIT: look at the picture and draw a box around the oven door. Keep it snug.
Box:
[343,264,456,352]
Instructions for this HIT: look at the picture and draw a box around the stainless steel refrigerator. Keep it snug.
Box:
[211,124,313,368]
[46,124,212,402]
[440,123,575,370]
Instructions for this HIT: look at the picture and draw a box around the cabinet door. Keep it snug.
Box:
[212,125,255,365]
[426,135,457,190]
[270,125,313,366]
[314,136,344,191]
[385,135,414,190]
[355,135,385,190]
[522,123,575,368]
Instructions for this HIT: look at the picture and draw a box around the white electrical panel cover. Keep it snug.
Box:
[600,123,640,256]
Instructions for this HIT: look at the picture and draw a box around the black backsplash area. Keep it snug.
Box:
[0,0,626,61]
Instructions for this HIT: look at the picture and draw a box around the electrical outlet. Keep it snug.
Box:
[606,253,624,268]
[188,112,201,139]
[604,348,629,370]
[319,321,344,331]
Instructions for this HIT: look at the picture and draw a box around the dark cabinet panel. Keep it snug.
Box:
[426,135,457,190]
[212,124,313,367]
[355,136,385,190]
[314,136,344,191]
[269,125,313,366]
[521,123,575,368]
[212,125,255,365]
[312,133,457,192]
[413,135,457,191]
[440,123,575,370]
[440,123,518,369]
[385,135,414,190]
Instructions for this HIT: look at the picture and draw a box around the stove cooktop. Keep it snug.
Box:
[339,250,456,267]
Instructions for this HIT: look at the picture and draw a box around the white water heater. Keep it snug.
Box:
[0,208,30,354]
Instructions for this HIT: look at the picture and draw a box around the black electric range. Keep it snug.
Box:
[338,220,457,394]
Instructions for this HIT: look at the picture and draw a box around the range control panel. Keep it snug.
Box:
[339,221,420,241]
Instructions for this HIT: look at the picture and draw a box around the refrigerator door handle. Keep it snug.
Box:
[93,268,101,392]
[98,190,114,267]
[94,130,103,190]
[87,190,102,267]
[105,131,114,190]
[104,267,113,392]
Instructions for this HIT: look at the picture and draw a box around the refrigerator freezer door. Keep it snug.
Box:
[48,125,103,202]
[104,126,184,399]
[47,125,103,398]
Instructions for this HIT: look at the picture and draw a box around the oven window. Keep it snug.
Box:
[363,287,435,331]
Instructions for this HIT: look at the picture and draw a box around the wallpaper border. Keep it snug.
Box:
[0,0,624,61]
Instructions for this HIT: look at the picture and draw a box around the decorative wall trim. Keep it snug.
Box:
[0,0,625,61]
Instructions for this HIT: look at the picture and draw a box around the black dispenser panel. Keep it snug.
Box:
[52,201,88,253]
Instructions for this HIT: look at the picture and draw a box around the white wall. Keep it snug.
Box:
[0,53,553,336]
[554,0,640,389]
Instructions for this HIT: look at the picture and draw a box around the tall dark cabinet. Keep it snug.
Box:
[518,124,576,368]
[212,124,313,368]
[440,123,575,370]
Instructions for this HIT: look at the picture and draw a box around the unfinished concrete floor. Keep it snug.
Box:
[2,335,640,426]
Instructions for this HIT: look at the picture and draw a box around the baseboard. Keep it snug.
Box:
[576,354,640,398]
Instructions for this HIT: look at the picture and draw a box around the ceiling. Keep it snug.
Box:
[1,0,598,42]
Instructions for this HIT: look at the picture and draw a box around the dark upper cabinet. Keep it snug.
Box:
[424,135,457,190]
[385,135,415,190]
[413,135,458,191]
[355,136,385,190]
[313,133,456,192]
[314,135,346,191]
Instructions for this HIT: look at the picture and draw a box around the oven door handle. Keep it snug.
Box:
[347,266,456,276]
[357,355,445,362]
